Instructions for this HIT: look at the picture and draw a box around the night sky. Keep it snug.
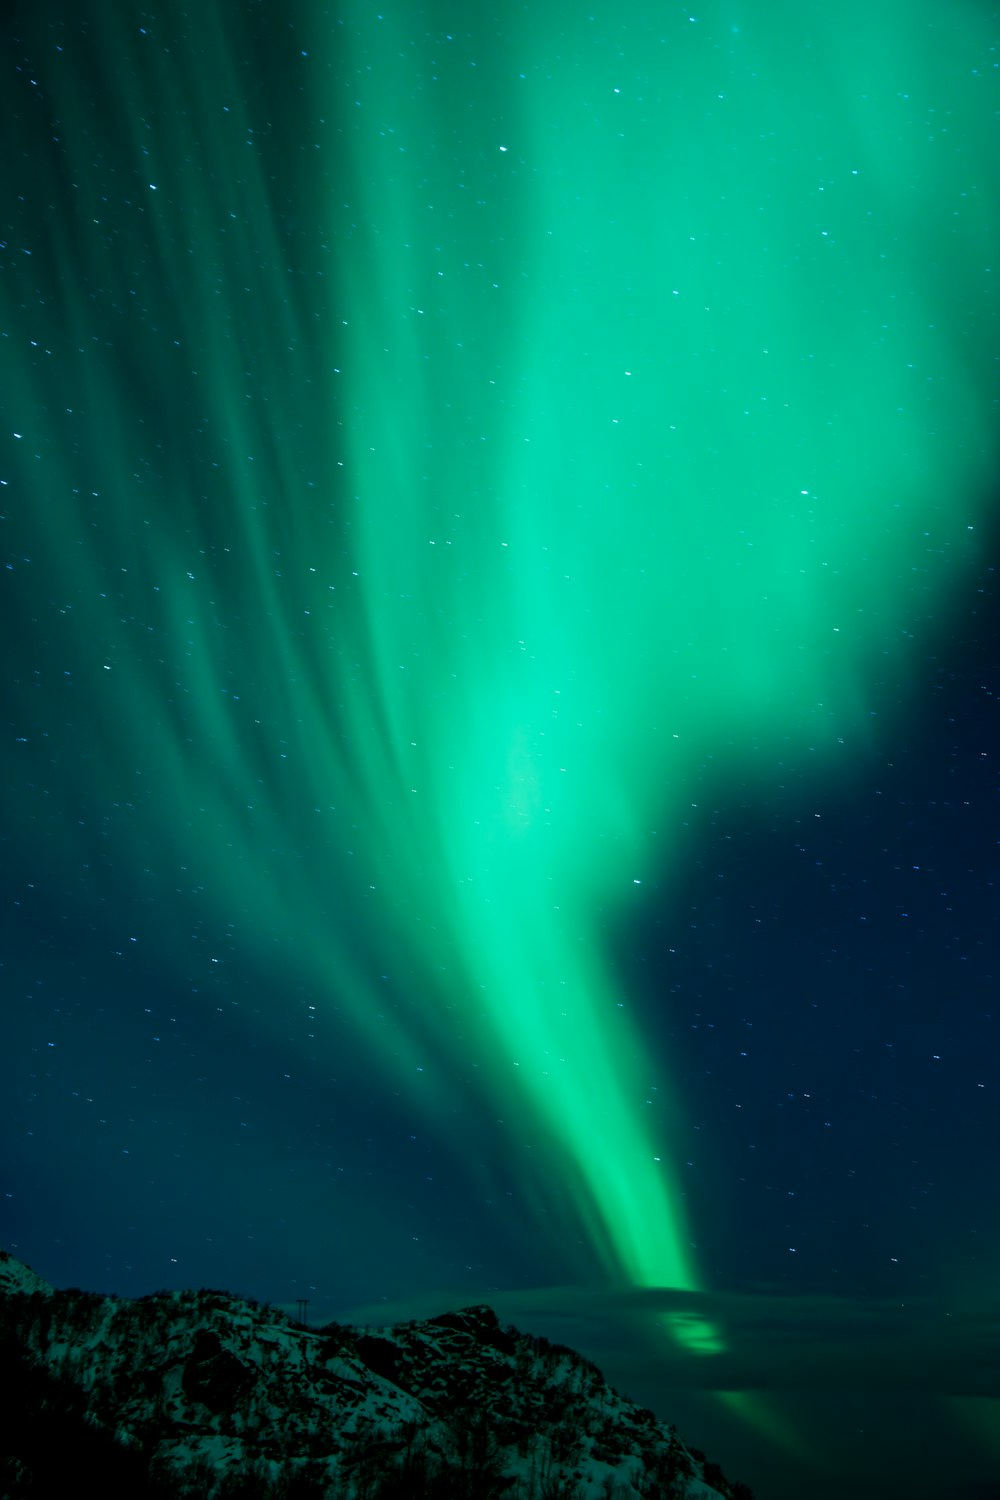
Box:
[2,3,998,1498]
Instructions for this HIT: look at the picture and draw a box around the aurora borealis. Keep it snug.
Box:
[2,2,998,1496]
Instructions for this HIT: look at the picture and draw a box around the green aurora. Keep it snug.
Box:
[3,0,997,1459]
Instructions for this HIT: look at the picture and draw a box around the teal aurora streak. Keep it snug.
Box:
[3,0,997,1437]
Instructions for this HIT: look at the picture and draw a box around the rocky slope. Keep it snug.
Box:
[0,1251,753,1500]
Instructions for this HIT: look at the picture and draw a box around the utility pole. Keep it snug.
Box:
[296,1297,309,1326]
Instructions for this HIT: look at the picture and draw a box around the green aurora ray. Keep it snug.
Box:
[3,0,997,1436]
[321,0,997,1340]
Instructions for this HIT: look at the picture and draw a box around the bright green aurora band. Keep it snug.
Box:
[5,0,996,1446]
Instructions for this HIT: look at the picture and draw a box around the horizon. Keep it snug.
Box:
[7,1246,1000,1498]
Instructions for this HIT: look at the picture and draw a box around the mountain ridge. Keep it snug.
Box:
[0,1249,753,1500]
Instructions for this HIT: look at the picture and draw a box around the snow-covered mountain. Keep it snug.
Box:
[0,1250,754,1500]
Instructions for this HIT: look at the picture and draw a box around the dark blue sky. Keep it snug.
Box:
[1,4,998,1498]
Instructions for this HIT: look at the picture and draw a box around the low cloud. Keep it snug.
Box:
[341,1281,1000,1401]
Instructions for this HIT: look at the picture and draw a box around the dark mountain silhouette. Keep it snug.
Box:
[0,1251,753,1500]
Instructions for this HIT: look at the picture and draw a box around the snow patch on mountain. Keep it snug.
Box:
[0,1251,754,1500]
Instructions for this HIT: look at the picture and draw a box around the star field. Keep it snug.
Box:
[1,4,998,1497]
